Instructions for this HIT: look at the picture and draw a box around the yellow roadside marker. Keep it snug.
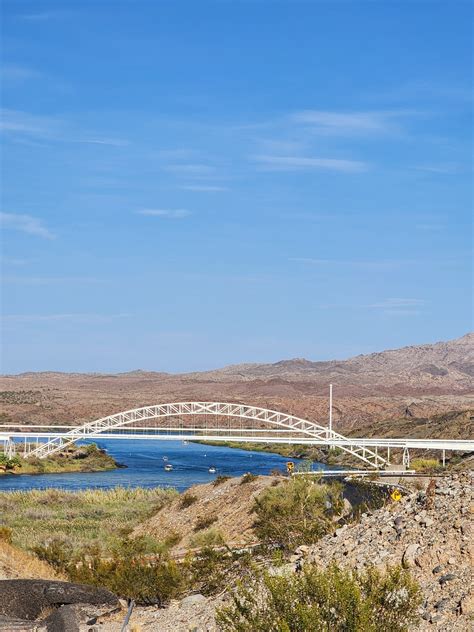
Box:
[391,489,402,502]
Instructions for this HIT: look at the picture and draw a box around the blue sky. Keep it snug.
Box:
[1,0,472,373]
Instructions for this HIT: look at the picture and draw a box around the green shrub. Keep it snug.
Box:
[180,493,198,509]
[411,458,442,473]
[33,538,73,571]
[163,531,182,548]
[187,547,252,596]
[216,563,421,632]
[240,473,258,485]
[194,515,218,531]
[253,476,343,551]
[35,536,186,605]
[0,526,13,543]
[190,528,224,548]
[213,475,231,486]
[0,453,21,469]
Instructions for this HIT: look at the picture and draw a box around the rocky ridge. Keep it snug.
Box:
[103,473,473,631]
[295,472,473,631]
[186,333,474,392]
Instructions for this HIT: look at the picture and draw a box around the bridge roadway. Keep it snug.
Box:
[1,425,473,452]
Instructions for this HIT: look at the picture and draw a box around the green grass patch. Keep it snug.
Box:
[0,486,177,554]
[190,527,225,548]
[410,458,442,472]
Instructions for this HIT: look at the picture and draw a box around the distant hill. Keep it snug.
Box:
[183,333,474,393]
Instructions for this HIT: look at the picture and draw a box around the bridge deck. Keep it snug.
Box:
[4,430,473,452]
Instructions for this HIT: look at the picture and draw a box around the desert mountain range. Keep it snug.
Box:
[1,334,473,434]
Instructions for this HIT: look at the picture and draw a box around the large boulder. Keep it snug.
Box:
[0,579,119,620]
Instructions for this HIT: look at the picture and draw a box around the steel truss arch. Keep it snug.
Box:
[25,401,388,468]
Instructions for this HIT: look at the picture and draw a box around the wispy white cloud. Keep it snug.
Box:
[0,109,57,135]
[368,298,425,309]
[136,209,191,219]
[290,109,414,136]
[289,257,420,269]
[415,223,444,232]
[2,313,129,323]
[367,298,425,316]
[18,11,69,21]
[290,256,465,269]
[1,212,55,239]
[73,137,129,147]
[318,298,426,316]
[370,80,473,104]
[412,164,461,175]
[254,155,369,173]
[0,64,41,81]
[164,164,215,176]
[157,149,200,160]
[2,276,105,285]
[181,185,228,192]
[0,256,30,266]
[0,109,128,147]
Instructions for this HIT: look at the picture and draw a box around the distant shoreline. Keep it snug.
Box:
[0,443,122,477]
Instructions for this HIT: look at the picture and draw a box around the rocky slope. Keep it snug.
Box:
[299,472,473,631]
[133,474,279,556]
[186,333,474,392]
[113,473,473,631]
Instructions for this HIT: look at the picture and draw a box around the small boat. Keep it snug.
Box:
[182,440,189,445]
[162,456,168,461]
[208,466,217,474]
[164,463,173,472]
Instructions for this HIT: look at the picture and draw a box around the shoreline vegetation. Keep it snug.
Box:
[0,475,424,630]
[195,439,349,467]
[195,440,469,471]
[0,443,122,476]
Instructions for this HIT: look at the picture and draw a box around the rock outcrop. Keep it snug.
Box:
[294,472,473,631]
[0,580,120,632]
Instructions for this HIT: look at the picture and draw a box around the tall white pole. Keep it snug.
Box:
[329,383,333,436]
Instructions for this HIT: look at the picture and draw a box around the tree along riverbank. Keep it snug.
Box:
[0,443,121,476]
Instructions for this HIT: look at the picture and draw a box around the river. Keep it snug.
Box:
[0,439,327,492]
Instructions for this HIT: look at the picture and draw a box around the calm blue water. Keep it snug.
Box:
[0,440,324,492]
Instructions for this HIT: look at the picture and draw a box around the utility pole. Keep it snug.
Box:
[329,383,333,437]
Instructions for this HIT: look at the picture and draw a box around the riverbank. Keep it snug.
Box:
[0,443,121,476]
[195,439,348,467]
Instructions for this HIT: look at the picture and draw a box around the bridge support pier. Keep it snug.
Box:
[402,447,410,469]
[1,438,16,459]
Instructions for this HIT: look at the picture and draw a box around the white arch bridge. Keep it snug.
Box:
[2,401,473,469]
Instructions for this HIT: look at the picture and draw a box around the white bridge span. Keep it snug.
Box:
[5,401,473,469]
[21,401,390,468]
